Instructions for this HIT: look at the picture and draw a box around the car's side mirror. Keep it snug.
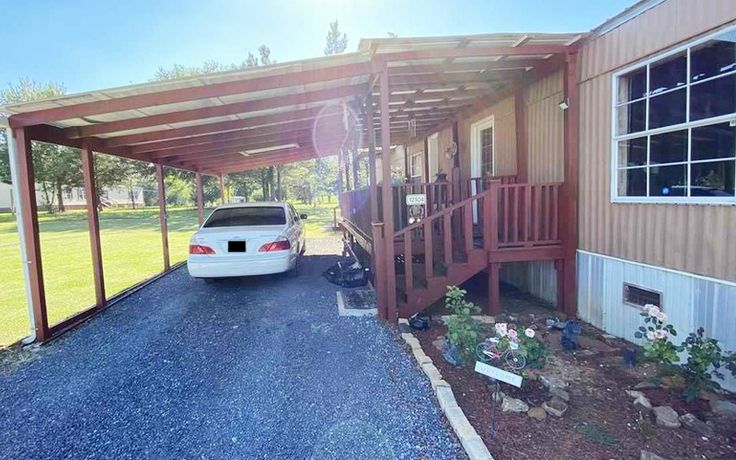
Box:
[300,214,308,220]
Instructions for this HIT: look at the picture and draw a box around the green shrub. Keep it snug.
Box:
[444,286,482,362]
[682,327,736,402]
[634,304,681,366]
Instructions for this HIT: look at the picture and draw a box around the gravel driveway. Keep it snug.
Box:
[0,236,464,459]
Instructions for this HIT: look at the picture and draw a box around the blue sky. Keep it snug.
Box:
[0,0,635,94]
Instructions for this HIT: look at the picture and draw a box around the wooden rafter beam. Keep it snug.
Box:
[67,83,368,138]
[8,61,376,128]
[374,44,573,64]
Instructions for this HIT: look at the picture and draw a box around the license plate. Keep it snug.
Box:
[228,241,246,252]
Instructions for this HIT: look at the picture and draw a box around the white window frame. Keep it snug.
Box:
[610,24,736,205]
[409,151,423,180]
[428,132,439,180]
[470,115,495,179]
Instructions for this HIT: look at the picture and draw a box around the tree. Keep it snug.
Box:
[1,79,83,212]
[324,20,348,55]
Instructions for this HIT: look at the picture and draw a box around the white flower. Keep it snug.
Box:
[655,311,668,322]
[646,330,656,341]
[647,305,661,317]
[654,329,668,340]
[507,329,518,339]
[524,328,535,338]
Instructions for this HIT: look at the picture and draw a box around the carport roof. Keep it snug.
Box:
[1,32,583,175]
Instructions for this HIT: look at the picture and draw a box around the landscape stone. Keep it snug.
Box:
[490,389,506,403]
[633,395,652,413]
[625,390,645,399]
[540,374,568,391]
[501,396,529,413]
[710,399,736,419]
[549,387,570,402]
[633,381,660,390]
[527,406,547,421]
[679,413,714,437]
[640,450,669,460]
[432,336,445,352]
[542,396,568,417]
[653,406,681,428]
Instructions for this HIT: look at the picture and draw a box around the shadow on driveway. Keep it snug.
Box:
[0,236,463,459]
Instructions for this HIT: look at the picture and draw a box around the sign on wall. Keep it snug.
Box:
[405,193,426,224]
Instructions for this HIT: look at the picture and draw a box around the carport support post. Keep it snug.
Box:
[81,141,106,307]
[379,65,397,321]
[156,163,170,271]
[365,99,378,223]
[219,174,226,205]
[561,51,579,316]
[10,127,50,341]
[195,172,205,225]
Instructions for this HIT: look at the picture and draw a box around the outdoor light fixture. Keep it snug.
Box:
[558,98,570,110]
[241,143,299,156]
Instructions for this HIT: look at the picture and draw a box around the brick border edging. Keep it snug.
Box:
[398,319,494,460]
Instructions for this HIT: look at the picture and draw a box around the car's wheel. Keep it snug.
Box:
[288,254,300,278]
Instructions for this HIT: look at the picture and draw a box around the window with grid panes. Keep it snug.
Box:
[481,127,494,176]
[613,27,736,203]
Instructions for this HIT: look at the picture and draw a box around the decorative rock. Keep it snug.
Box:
[540,374,568,391]
[542,396,568,417]
[653,406,681,429]
[679,413,714,437]
[436,385,459,411]
[432,336,445,352]
[490,389,506,403]
[550,387,570,402]
[640,450,669,460]
[633,395,652,413]
[710,399,736,419]
[633,381,660,390]
[527,406,547,421]
[625,390,645,399]
[501,396,529,413]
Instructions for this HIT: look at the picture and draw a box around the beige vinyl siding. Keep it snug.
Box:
[525,70,565,183]
[458,96,517,180]
[578,0,736,282]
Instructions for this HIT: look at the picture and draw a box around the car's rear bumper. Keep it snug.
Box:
[187,252,293,278]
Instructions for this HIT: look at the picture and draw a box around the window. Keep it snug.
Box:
[203,207,286,227]
[470,115,495,179]
[409,152,422,181]
[623,283,662,309]
[481,126,494,176]
[65,189,73,200]
[613,27,736,203]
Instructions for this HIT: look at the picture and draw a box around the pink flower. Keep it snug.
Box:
[654,329,668,340]
[524,328,535,338]
[495,323,508,336]
[646,330,656,341]
[655,311,668,322]
[647,305,661,318]
[507,329,518,339]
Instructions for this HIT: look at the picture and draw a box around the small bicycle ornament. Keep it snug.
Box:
[475,337,527,370]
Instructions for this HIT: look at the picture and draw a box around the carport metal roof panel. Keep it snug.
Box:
[1,32,582,174]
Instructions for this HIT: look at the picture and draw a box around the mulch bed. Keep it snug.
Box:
[414,321,736,460]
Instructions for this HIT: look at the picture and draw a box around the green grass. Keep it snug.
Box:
[0,198,340,347]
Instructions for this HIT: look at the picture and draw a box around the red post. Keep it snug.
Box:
[371,222,387,319]
[195,172,205,225]
[561,51,579,316]
[487,263,501,315]
[366,99,378,223]
[379,64,397,321]
[81,140,106,307]
[156,163,170,271]
[13,128,50,341]
[219,174,226,205]
[515,87,528,183]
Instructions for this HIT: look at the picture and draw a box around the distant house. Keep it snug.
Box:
[0,182,144,212]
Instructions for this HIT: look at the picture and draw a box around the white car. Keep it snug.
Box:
[187,202,306,280]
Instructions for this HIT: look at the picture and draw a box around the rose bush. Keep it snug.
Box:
[634,304,681,368]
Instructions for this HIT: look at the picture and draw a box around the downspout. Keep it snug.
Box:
[1,117,37,344]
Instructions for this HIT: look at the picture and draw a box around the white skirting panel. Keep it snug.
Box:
[500,261,558,305]
[578,250,736,391]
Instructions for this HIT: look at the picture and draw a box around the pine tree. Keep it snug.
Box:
[324,20,348,55]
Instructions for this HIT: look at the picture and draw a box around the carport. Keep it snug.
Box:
[0,33,580,343]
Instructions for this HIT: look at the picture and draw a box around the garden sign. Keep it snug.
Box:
[474,361,523,388]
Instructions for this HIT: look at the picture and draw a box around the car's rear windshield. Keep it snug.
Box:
[203,207,286,227]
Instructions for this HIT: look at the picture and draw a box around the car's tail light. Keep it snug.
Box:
[189,244,216,255]
[258,239,291,252]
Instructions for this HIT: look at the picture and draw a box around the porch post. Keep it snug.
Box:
[81,140,106,307]
[8,127,49,342]
[561,51,579,316]
[156,163,170,271]
[219,174,226,205]
[487,263,501,315]
[515,87,528,183]
[379,64,398,321]
[195,172,205,225]
[366,99,378,223]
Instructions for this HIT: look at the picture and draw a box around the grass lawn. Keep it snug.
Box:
[0,198,340,347]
